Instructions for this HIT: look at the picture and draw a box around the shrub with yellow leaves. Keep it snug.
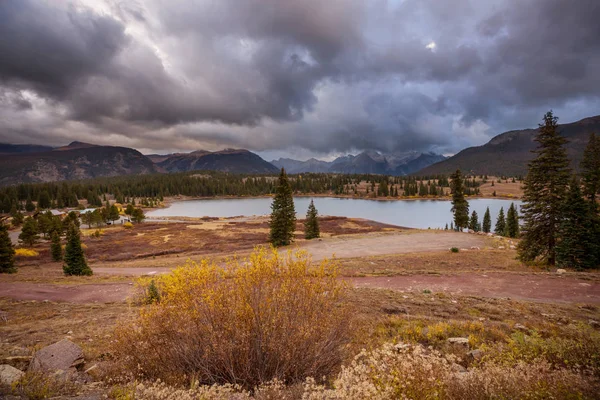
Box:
[14,248,39,257]
[113,246,351,389]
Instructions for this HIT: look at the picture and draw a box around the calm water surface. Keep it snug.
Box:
[147,197,522,229]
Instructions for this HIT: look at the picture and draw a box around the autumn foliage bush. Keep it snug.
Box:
[113,247,351,389]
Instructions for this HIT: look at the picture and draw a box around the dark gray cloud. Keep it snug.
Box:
[0,0,599,157]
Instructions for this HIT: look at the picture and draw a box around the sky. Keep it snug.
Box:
[0,0,599,160]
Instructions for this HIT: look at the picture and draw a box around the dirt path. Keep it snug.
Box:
[2,273,598,304]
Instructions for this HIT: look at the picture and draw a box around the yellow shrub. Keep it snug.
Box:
[113,247,351,389]
[15,248,39,257]
[123,222,133,229]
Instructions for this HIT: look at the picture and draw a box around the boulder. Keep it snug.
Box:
[29,339,84,373]
[556,269,566,274]
[0,364,24,386]
[466,349,483,362]
[514,323,528,332]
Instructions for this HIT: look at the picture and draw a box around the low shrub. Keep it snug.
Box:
[14,248,39,257]
[11,371,80,400]
[113,247,351,389]
[123,222,133,229]
[450,247,459,253]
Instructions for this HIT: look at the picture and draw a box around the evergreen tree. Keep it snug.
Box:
[495,207,506,236]
[556,177,599,269]
[25,196,35,212]
[63,224,92,276]
[304,200,320,239]
[518,111,571,265]
[11,209,24,227]
[269,168,296,247]
[37,191,51,209]
[19,217,39,246]
[50,230,62,262]
[450,169,469,230]
[131,208,145,223]
[505,203,520,238]
[581,133,600,203]
[468,210,480,232]
[108,204,120,223]
[482,207,492,233]
[0,223,16,273]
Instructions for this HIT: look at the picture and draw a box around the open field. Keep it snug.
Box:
[2,216,599,398]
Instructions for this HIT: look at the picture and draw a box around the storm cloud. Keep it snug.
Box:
[0,0,599,157]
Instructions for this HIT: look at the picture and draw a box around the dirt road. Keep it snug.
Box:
[1,273,598,304]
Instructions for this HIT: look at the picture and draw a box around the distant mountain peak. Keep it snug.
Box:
[54,141,99,151]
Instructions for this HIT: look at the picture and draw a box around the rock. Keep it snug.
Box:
[447,337,469,345]
[451,363,467,373]
[0,364,24,386]
[509,245,516,250]
[466,349,483,362]
[589,319,600,328]
[498,246,505,249]
[470,246,480,250]
[1,356,31,370]
[556,269,566,274]
[29,339,84,373]
[514,323,528,332]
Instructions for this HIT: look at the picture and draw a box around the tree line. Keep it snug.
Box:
[450,111,599,269]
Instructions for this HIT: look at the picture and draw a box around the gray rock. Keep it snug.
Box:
[589,319,599,328]
[0,364,24,386]
[467,349,483,362]
[556,269,566,274]
[447,337,469,345]
[29,339,84,373]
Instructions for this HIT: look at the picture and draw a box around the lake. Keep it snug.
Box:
[147,197,522,229]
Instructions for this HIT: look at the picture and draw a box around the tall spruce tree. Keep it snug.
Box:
[495,207,506,236]
[518,111,571,265]
[19,217,39,246]
[0,223,16,273]
[482,207,492,233]
[269,168,296,247]
[505,203,520,238]
[63,224,93,276]
[555,177,599,269]
[450,169,469,230]
[304,200,320,239]
[581,133,600,203]
[51,230,62,262]
[468,210,480,232]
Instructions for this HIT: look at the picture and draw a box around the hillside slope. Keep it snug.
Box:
[0,142,158,185]
[157,149,279,174]
[418,115,600,176]
[272,151,446,175]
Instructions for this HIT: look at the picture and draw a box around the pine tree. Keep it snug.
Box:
[505,203,520,238]
[581,133,600,203]
[0,223,16,273]
[304,200,320,240]
[482,207,492,233]
[25,196,35,212]
[450,169,469,230]
[468,210,479,232]
[269,168,296,247]
[19,217,39,246]
[556,177,599,269]
[63,224,92,276]
[495,207,506,236]
[50,230,62,262]
[518,111,571,265]
[37,191,51,209]
[131,208,145,223]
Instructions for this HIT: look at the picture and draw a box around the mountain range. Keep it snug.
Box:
[272,151,446,175]
[419,115,600,176]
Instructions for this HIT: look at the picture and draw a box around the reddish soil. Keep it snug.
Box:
[349,273,600,304]
[2,273,598,304]
[0,282,131,303]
